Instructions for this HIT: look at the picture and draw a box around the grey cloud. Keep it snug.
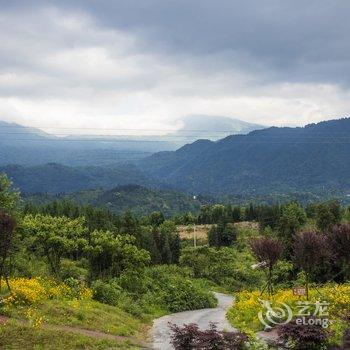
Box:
[49,0,350,87]
[0,0,350,130]
[2,0,350,87]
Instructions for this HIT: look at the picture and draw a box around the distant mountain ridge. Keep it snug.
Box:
[139,117,350,198]
[0,121,167,165]
[0,116,265,166]
[1,163,156,194]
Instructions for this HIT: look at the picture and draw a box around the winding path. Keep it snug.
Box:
[151,292,235,350]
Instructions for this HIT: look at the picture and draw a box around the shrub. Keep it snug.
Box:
[277,317,330,350]
[2,278,46,305]
[60,259,88,281]
[1,277,92,306]
[91,279,123,306]
[145,265,217,313]
[63,277,92,300]
[170,323,200,349]
[227,284,350,333]
[180,246,264,291]
[170,323,248,350]
[163,277,217,312]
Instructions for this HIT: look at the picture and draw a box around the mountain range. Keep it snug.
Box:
[0,116,263,166]
[1,117,350,203]
[139,118,350,198]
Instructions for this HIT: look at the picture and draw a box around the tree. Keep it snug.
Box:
[20,214,87,276]
[315,201,342,232]
[87,231,150,279]
[121,210,138,234]
[149,211,165,226]
[232,206,242,222]
[208,223,237,248]
[250,237,283,295]
[328,223,350,281]
[278,203,306,257]
[0,211,16,291]
[293,231,328,300]
[159,220,180,264]
[0,174,19,213]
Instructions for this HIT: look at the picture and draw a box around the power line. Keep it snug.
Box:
[1,138,350,144]
[2,131,350,138]
[1,123,350,135]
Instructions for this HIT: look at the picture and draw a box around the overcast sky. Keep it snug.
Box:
[0,0,350,135]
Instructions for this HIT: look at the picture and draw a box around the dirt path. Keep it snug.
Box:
[151,292,235,350]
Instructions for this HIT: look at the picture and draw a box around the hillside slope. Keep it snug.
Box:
[139,118,350,197]
[26,185,202,216]
[1,163,156,194]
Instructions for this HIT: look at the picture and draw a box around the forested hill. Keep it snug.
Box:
[1,163,156,194]
[26,185,203,216]
[139,118,350,197]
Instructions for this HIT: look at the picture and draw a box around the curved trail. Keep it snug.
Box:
[151,292,235,350]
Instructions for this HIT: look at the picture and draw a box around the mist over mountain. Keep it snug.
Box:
[171,115,265,142]
[0,121,170,166]
[0,116,265,166]
[139,117,350,199]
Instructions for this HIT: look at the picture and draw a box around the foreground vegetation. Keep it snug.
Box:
[1,172,350,349]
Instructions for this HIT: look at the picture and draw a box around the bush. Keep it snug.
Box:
[277,317,330,350]
[163,277,217,312]
[145,265,217,313]
[63,277,92,300]
[91,265,218,317]
[227,284,350,333]
[170,323,248,350]
[180,246,264,291]
[1,277,92,307]
[60,259,88,281]
[91,279,123,306]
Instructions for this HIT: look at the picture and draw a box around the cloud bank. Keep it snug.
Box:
[0,0,349,134]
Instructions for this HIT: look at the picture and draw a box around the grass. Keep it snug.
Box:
[5,299,146,338]
[0,319,139,350]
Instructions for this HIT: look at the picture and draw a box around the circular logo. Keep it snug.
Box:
[258,298,293,328]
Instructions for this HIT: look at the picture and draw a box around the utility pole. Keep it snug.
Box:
[193,225,197,248]
[193,195,197,247]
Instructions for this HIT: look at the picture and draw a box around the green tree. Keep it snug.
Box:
[278,203,306,257]
[315,201,342,232]
[86,231,150,279]
[208,222,237,248]
[20,214,87,276]
[149,211,165,226]
[159,220,180,263]
[0,174,20,213]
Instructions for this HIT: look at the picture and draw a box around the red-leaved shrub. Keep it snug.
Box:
[169,322,248,350]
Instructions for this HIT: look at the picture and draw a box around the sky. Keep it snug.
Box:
[0,0,350,135]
